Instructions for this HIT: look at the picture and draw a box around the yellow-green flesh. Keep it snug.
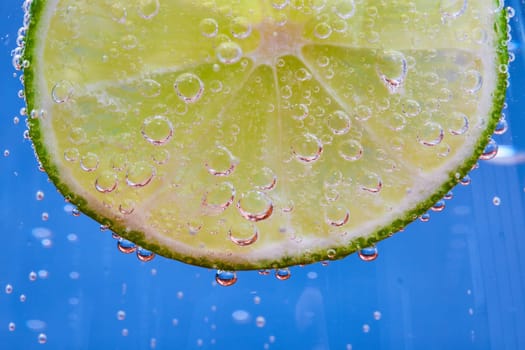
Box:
[24,0,508,269]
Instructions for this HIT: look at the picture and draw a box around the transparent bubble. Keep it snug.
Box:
[480,138,498,160]
[333,0,356,19]
[229,223,259,246]
[35,190,44,201]
[291,133,323,163]
[80,152,100,172]
[117,310,126,320]
[215,270,238,286]
[138,79,161,98]
[324,205,350,227]
[231,16,252,39]
[417,122,444,147]
[126,162,156,187]
[202,182,236,213]
[121,34,138,50]
[339,140,363,161]
[95,171,118,193]
[237,191,274,222]
[255,316,266,327]
[216,41,243,65]
[314,22,332,39]
[200,18,219,38]
[272,0,289,10]
[51,80,74,103]
[253,167,277,191]
[138,0,160,19]
[137,247,155,262]
[440,0,467,23]
[117,239,137,254]
[358,246,378,261]
[327,110,351,135]
[205,145,237,176]
[64,148,80,162]
[37,333,47,344]
[174,73,204,103]
[141,115,174,145]
[275,268,291,280]
[448,112,469,135]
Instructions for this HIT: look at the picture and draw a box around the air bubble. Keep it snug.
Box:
[117,238,137,253]
[80,153,99,172]
[295,68,312,81]
[292,133,323,163]
[431,200,446,212]
[360,172,382,193]
[36,190,44,201]
[117,310,126,321]
[286,103,309,121]
[8,322,15,331]
[229,224,259,246]
[386,113,406,131]
[458,174,471,185]
[358,246,378,261]
[38,333,47,344]
[253,167,277,191]
[110,3,127,23]
[200,18,219,38]
[126,162,156,187]
[314,22,332,39]
[256,316,266,327]
[51,80,73,103]
[494,117,508,135]
[339,140,363,161]
[138,0,160,19]
[327,110,351,135]
[121,34,138,50]
[272,0,289,9]
[493,196,501,206]
[174,73,204,103]
[215,270,238,286]
[420,212,431,222]
[138,79,161,98]
[141,115,174,145]
[325,205,350,227]
[376,50,407,94]
[202,182,236,213]
[95,171,118,193]
[216,42,243,65]
[463,69,483,94]
[237,191,274,222]
[480,138,498,160]
[231,16,252,39]
[440,0,467,23]
[137,247,155,262]
[417,122,444,146]
[151,148,170,165]
[275,268,291,280]
[448,112,469,135]
[205,146,238,176]
[333,0,356,19]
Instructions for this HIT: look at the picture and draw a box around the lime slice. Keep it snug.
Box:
[20,0,508,270]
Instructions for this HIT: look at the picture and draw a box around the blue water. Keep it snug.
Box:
[1,1,524,349]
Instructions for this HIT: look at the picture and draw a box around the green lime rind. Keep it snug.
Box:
[23,0,509,270]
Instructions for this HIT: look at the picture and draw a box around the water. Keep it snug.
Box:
[1,1,525,349]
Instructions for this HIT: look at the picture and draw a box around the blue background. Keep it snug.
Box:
[1,1,524,349]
